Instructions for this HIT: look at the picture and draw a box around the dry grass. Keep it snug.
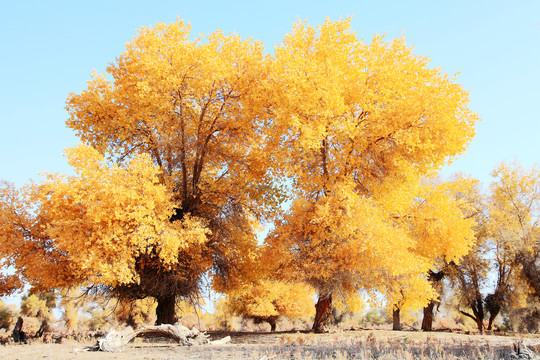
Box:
[0,329,539,359]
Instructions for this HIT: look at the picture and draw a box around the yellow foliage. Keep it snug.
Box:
[223,280,315,320]
[0,181,28,295]
[0,273,21,297]
[0,18,283,321]
[0,300,16,330]
[489,162,540,257]
[265,18,478,312]
[59,288,80,331]
[62,19,279,301]
[116,297,157,328]
[385,274,438,313]
[267,18,478,195]
[20,293,55,323]
[16,144,210,289]
[0,18,479,323]
[487,162,540,302]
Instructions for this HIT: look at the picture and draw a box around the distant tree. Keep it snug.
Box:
[502,293,540,333]
[59,288,81,332]
[446,177,493,333]
[20,292,56,323]
[79,294,114,332]
[412,176,484,331]
[0,300,16,330]
[449,245,490,332]
[386,274,437,330]
[363,309,388,326]
[115,297,157,329]
[18,291,56,337]
[489,162,540,301]
[448,164,540,332]
[222,280,314,331]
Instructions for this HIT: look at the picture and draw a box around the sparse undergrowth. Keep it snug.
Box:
[4,328,538,360]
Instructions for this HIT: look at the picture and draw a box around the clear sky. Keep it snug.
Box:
[1,1,539,187]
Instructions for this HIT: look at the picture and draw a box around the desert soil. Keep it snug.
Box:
[1,330,539,359]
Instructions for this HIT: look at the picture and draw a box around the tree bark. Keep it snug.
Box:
[312,293,333,333]
[460,296,484,333]
[421,269,445,331]
[35,319,50,338]
[269,318,277,332]
[485,292,502,331]
[155,295,177,325]
[472,297,485,333]
[518,252,540,300]
[392,307,401,331]
[421,300,436,331]
[96,324,210,352]
[12,317,26,343]
[487,314,497,331]
[475,316,484,333]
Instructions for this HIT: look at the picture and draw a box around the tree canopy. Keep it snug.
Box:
[0,18,479,328]
[1,20,281,324]
[263,18,478,331]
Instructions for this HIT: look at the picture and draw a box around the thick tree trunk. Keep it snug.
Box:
[518,252,540,300]
[392,307,401,331]
[269,318,277,332]
[421,269,445,331]
[485,292,502,331]
[476,317,484,333]
[35,319,50,338]
[155,295,177,325]
[487,311,498,331]
[421,301,436,331]
[312,293,333,333]
[12,317,26,343]
[473,298,485,333]
[460,297,484,333]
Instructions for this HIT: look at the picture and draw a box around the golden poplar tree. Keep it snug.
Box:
[0,20,281,325]
[264,18,478,331]
[489,162,540,302]
[448,165,539,332]
[59,288,81,332]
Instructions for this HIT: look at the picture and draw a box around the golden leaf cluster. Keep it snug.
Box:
[222,280,315,320]
[0,18,480,315]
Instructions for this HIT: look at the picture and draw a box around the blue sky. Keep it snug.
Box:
[1,0,539,189]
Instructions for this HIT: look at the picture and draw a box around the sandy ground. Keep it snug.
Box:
[1,330,539,360]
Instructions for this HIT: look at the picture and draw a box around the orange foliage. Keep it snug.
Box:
[0,20,280,323]
[223,280,315,320]
[0,18,479,327]
[264,19,478,322]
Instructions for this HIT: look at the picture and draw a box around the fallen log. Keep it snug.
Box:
[83,323,230,352]
[98,324,208,352]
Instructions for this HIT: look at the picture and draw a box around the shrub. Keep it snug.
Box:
[0,300,15,330]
